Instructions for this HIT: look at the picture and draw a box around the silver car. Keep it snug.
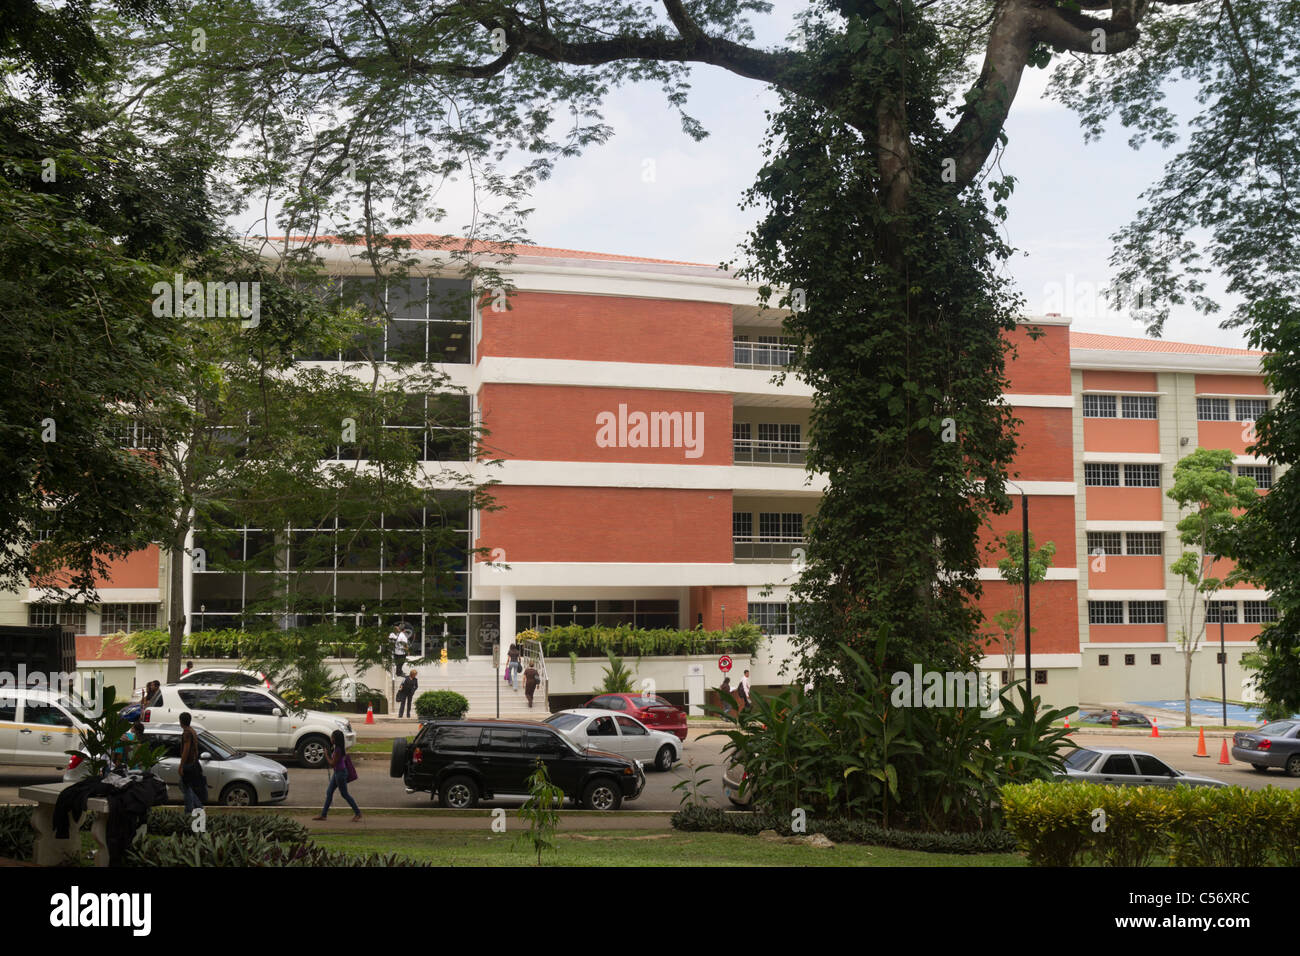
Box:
[1056,746,1227,788]
[65,723,290,807]
[544,709,682,771]
[1232,720,1300,776]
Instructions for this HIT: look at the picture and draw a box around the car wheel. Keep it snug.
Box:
[220,782,256,807]
[582,777,623,811]
[440,775,479,809]
[389,737,408,778]
[297,734,329,769]
[1252,763,1269,772]
[655,745,675,772]
[1287,755,1300,778]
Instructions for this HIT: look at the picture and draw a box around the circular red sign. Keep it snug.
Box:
[718,655,733,673]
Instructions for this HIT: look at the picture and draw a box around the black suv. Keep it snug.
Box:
[390,720,646,810]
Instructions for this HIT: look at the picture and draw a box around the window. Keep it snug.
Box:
[1206,601,1238,623]
[1098,655,1109,666]
[1150,654,1162,666]
[1034,670,1047,685]
[1134,754,1171,775]
[27,604,86,630]
[732,512,753,540]
[483,728,525,751]
[0,696,16,721]
[435,727,481,751]
[732,423,752,442]
[1102,753,1137,774]
[524,729,566,754]
[1128,601,1165,624]
[1235,398,1269,422]
[1089,601,1124,625]
[1083,395,1117,418]
[759,513,803,541]
[1125,532,1163,556]
[24,702,72,727]
[178,689,238,712]
[1238,465,1274,489]
[1197,397,1230,421]
[1087,532,1122,555]
[588,716,617,737]
[113,418,161,451]
[1243,602,1279,624]
[238,691,278,716]
[99,603,159,634]
[1122,395,1158,420]
[1084,463,1120,487]
[616,716,647,736]
[748,602,796,636]
[1124,464,1161,488]
[1124,654,1136,666]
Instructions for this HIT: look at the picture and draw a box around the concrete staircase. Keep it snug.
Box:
[413,659,547,719]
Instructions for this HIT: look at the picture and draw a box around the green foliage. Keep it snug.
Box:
[414,690,470,720]
[126,826,432,867]
[515,759,565,866]
[126,625,380,661]
[145,810,311,842]
[1002,780,1300,867]
[537,622,762,658]
[670,758,715,809]
[709,635,1076,831]
[670,805,1018,854]
[595,652,636,694]
[989,530,1056,684]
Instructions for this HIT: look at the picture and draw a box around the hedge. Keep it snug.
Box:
[125,624,380,660]
[415,690,470,719]
[125,825,433,867]
[1001,780,1300,866]
[670,805,1018,855]
[530,622,763,659]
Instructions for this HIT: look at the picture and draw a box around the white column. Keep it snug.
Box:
[499,587,517,647]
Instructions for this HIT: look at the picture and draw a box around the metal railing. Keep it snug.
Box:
[733,340,798,368]
[733,536,808,561]
[733,438,809,466]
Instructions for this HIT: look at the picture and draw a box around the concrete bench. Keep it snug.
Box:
[19,782,112,867]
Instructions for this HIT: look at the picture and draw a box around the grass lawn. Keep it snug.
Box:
[308,828,1027,867]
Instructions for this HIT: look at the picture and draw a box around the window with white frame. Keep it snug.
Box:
[732,423,752,442]
[732,512,753,539]
[1197,398,1230,421]
[99,603,159,633]
[1122,395,1158,420]
[1084,463,1120,487]
[1205,600,1239,623]
[1087,532,1122,555]
[1089,600,1166,625]
[1083,395,1117,418]
[1235,398,1270,422]
[748,602,796,636]
[1243,602,1279,623]
[1125,532,1163,556]
[1124,464,1161,488]
[1088,601,1124,625]
[1128,601,1166,624]
[27,604,86,630]
[1238,465,1274,489]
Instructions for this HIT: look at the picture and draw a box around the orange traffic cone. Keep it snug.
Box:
[1219,739,1232,766]
[1150,717,1159,738]
[1063,716,1071,733]
[1194,726,1209,757]
[365,702,375,725]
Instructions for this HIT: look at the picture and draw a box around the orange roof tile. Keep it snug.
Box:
[263,234,715,268]
[1070,331,1264,357]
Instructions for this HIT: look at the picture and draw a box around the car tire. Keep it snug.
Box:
[390,737,408,778]
[440,775,479,809]
[220,782,257,807]
[654,745,675,772]
[582,777,623,811]
[297,734,330,769]
[1287,755,1300,778]
[1252,763,1269,772]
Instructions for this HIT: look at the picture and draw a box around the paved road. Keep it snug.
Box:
[2,728,1294,810]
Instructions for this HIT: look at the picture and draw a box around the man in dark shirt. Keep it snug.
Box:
[178,712,204,814]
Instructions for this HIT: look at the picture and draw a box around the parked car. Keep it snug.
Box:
[1055,747,1227,787]
[390,719,645,810]
[179,668,275,691]
[723,758,752,808]
[583,693,688,741]
[65,723,290,806]
[0,687,93,768]
[544,709,682,771]
[1077,710,1153,727]
[1232,720,1300,776]
[142,684,354,768]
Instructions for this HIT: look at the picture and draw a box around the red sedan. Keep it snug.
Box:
[583,693,688,741]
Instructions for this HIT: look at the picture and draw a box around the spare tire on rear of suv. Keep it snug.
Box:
[390,737,408,778]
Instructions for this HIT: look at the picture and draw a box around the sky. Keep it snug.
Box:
[251,1,1253,351]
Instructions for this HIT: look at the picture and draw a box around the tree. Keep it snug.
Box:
[99,0,1299,680]
[1167,448,1258,727]
[989,530,1056,690]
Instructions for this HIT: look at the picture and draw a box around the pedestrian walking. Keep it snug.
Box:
[523,661,540,708]
[719,676,735,718]
[737,669,752,712]
[397,669,419,719]
[507,642,521,690]
[177,712,207,814]
[312,730,361,822]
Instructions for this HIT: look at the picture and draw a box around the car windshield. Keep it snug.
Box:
[1063,748,1098,770]
[56,694,94,723]
[1258,721,1297,737]
[195,731,239,760]
[543,713,584,731]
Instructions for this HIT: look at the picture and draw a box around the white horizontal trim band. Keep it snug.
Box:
[1004,393,1074,408]
[1082,451,1165,464]
[977,568,1079,581]
[26,588,160,604]
[1086,590,1168,600]
[1085,520,1166,532]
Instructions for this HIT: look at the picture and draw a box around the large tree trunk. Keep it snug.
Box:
[166,525,188,684]
[1184,649,1194,728]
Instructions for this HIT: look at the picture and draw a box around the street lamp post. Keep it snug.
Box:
[1220,613,1228,728]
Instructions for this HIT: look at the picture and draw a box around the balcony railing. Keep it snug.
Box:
[733,438,808,466]
[733,536,807,562]
[734,340,798,369]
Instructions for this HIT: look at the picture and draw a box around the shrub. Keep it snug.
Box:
[536,622,763,658]
[125,825,432,867]
[1001,779,1300,866]
[415,690,470,719]
[670,805,1017,854]
[146,809,310,842]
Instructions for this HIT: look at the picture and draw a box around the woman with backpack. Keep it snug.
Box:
[312,730,361,822]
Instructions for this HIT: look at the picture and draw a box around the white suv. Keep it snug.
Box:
[144,684,355,768]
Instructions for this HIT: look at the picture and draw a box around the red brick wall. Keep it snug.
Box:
[977,580,1079,655]
[980,496,1077,568]
[1009,408,1074,481]
[1082,371,1158,393]
[1195,374,1268,395]
[1005,324,1072,395]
